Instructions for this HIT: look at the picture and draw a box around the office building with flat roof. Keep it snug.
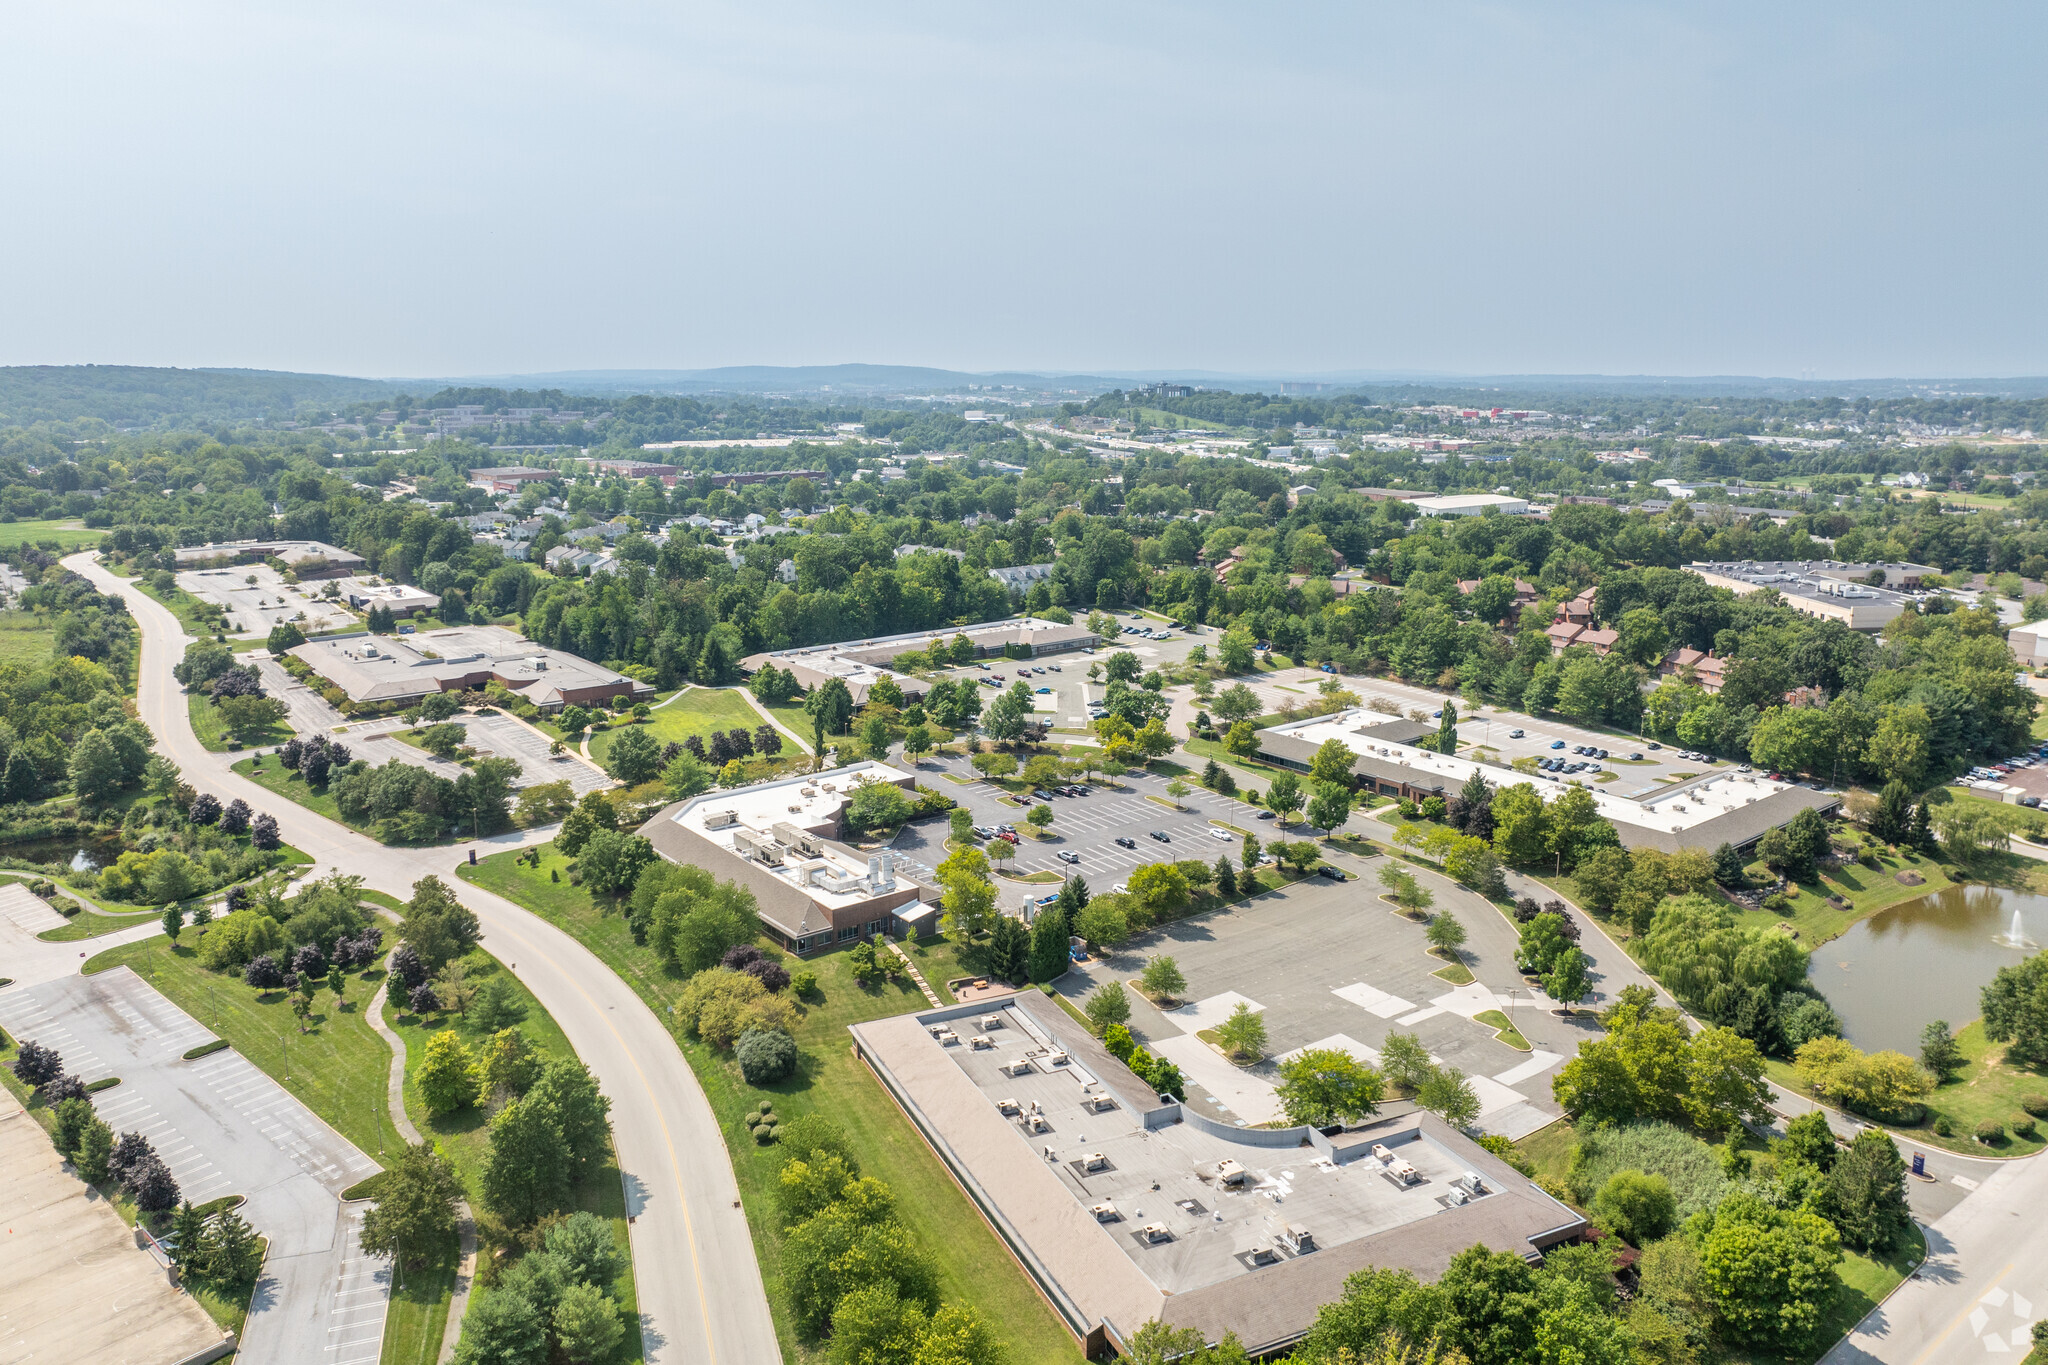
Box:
[1410,494,1529,517]
[1257,712,1838,854]
[1684,560,1924,630]
[850,991,1584,1358]
[742,617,1098,706]
[638,763,934,952]
[172,538,366,578]
[290,624,651,711]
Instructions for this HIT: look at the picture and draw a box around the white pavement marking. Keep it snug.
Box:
[1492,1050,1566,1087]
[1956,1174,1982,1191]
[1275,1032,1381,1066]
[1149,1033,1285,1125]
[1395,1006,1447,1026]
[1164,990,1265,1034]
[1468,1073,1529,1116]
[1332,981,1416,1018]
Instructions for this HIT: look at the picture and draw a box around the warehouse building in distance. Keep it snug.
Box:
[850,991,1585,1358]
[290,625,651,711]
[1257,711,1838,854]
[639,763,935,952]
[742,617,1099,706]
[1683,560,1936,631]
[172,538,367,578]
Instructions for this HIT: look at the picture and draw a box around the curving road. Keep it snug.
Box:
[70,553,780,1365]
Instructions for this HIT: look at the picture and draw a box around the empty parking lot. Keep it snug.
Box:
[0,968,389,1365]
[1053,863,1576,1139]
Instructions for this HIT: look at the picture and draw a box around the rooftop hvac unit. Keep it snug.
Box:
[1283,1224,1315,1253]
[867,852,896,891]
[996,1097,1021,1115]
[1081,1152,1109,1171]
[704,809,739,829]
[1090,1202,1120,1222]
[1216,1159,1250,1186]
[1246,1244,1281,1266]
[1140,1223,1173,1243]
[774,822,821,856]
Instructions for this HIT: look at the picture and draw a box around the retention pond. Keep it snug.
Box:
[1809,882,2044,1055]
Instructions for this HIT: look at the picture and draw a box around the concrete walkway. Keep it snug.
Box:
[887,942,942,1006]
[364,956,478,1364]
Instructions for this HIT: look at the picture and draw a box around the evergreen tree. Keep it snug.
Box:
[1871,780,1914,844]
[1908,800,1933,848]
[1712,841,1747,887]
[1215,855,1237,898]
[1027,905,1070,983]
[1920,1019,1964,1083]
[168,1200,209,1273]
[986,914,1029,985]
[1829,1128,1912,1251]
[204,1208,260,1283]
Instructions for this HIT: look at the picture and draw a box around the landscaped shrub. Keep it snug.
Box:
[2022,1094,2048,1118]
[1933,1114,1954,1137]
[1976,1119,2006,1144]
[2014,1114,2039,1140]
[736,1028,799,1085]
[1762,892,1792,912]
[790,969,819,999]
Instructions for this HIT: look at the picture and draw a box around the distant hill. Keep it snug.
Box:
[0,365,404,428]
[412,363,1137,396]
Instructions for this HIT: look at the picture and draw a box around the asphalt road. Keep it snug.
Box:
[69,552,782,1365]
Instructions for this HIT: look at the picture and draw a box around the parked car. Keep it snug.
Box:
[1550,740,1566,749]
[997,823,1015,834]
[1646,741,1661,749]
[1033,789,1057,800]
[1112,883,1128,895]
[1317,866,1347,880]
[1150,830,1172,842]
[1114,836,1137,849]
[1628,752,1643,761]
[1036,687,1053,694]
[1256,810,1277,820]
[1056,850,1081,865]
[1210,828,1233,841]
[1509,729,1524,738]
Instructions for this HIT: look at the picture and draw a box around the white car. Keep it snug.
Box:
[1209,828,1233,841]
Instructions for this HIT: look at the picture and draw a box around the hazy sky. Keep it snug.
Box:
[5,2,2044,380]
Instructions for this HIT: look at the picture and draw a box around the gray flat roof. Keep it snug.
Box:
[851,991,1582,1354]
[289,624,649,707]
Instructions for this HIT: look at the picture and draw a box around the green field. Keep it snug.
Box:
[0,609,56,665]
[35,903,165,941]
[0,518,104,549]
[586,686,768,765]
[188,690,295,752]
[85,932,396,1161]
[460,846,1086,1365]
[1769,1019,2048,1158]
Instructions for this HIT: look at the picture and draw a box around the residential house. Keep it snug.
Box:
[1660,647,1729,694]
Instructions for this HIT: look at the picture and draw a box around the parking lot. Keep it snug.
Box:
[178,564,358,637]
[0,967,389,1365]
[915,752,1306,909]
[1053,862,1574,1139]
[341,712,613,795]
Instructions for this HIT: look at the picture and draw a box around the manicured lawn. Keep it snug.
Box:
[381,945,641,1364]
[136,578,229,639]
[188,690,295,752]
[587,686,764,765]
[0,518,103,549]
[380,1235,458,1365]
[83,932,396,1162]
[1767,1020,2048,1158]
[460,846,1087,1365]
[0,609,55,665]
[36,905,164,941]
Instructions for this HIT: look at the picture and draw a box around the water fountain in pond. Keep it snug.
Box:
[1996,904,2038,951]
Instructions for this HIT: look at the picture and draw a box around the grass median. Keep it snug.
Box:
[461,845,1087,1365]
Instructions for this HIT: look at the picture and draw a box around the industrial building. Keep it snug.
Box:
[289,625,651,711]
[1409,493,1529,517]
[171,538,366,578]
[742,617,1099,706]
[1683,560,1934,630]
[1257,711,1838,854]
[849,992,1585,1358]
[638,763,936,952]
[333,577,440,618]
